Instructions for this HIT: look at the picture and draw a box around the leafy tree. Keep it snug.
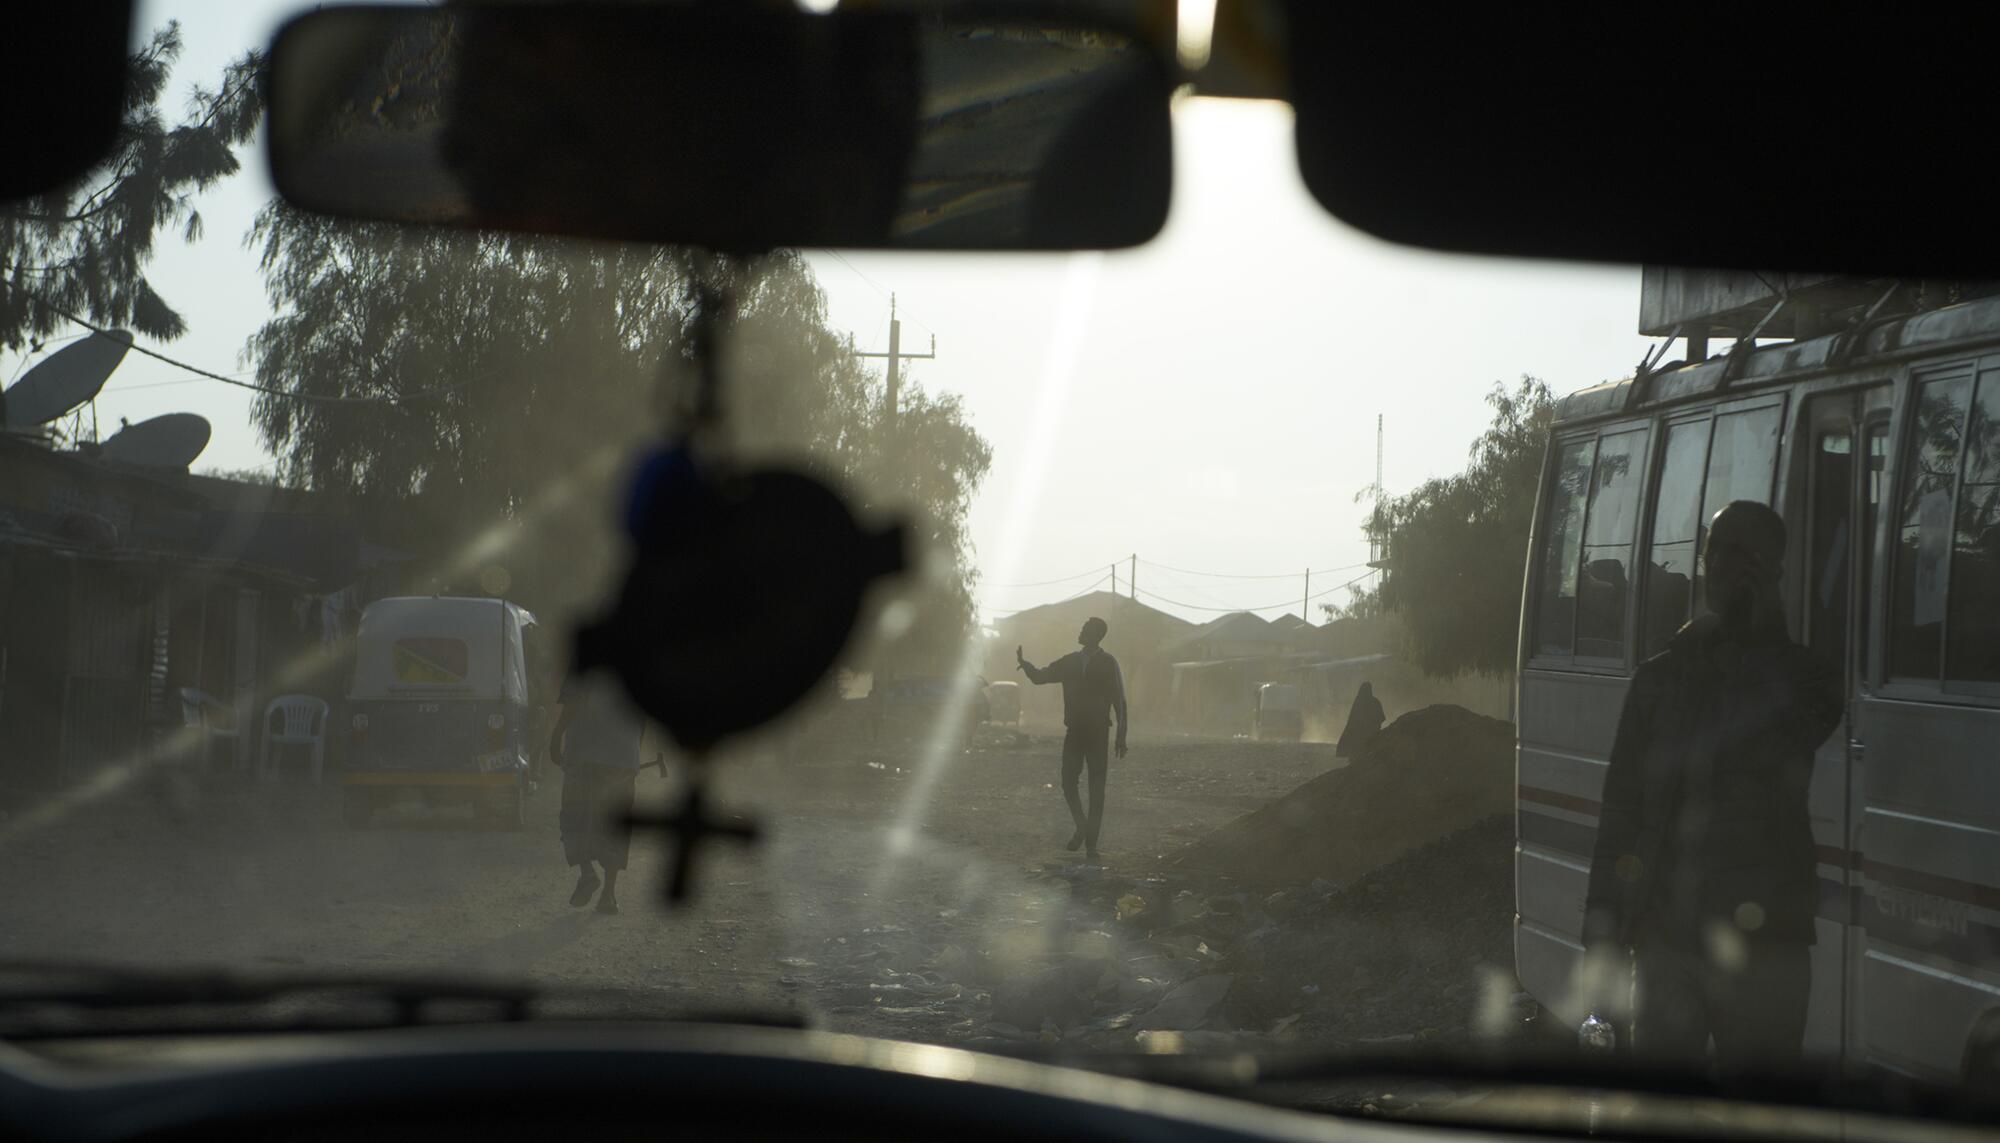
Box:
[245,207,991,671]
[1333,376,1555,677]
[196,466,278,485]
[0,23,263,349]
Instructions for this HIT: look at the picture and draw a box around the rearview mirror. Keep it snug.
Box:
[1284,4,2000,276]
[2,6,133,198]
[267,4,1174,251]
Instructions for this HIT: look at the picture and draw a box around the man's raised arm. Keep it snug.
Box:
[1018,645,1064,686]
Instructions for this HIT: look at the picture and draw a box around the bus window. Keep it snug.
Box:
[1642,419,1712,653]
[1860,421,1888,676]
[1576,429,1646,659]
[1889,374,1970,680]
[1693,404,1783,613]
[1535,437,1596,656]
[1946,374,2000,682]
[1808,430,1854,672]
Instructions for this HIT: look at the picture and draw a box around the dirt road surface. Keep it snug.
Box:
[0,718,1516,1054]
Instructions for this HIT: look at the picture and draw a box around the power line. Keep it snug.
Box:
[105,377,227,392]
[987,555,1374,589]
[989,573,1112,618]
[815,248,937,336]
[1143,563,1246,611]
[982,564,1121,589]
[1134,569,1377,614]
[1140,556,1372,580]
[5,285,471,406]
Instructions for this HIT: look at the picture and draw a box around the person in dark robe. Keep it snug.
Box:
[1336,681,1385,758]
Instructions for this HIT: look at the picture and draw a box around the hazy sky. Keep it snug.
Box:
[12,1,1656,626]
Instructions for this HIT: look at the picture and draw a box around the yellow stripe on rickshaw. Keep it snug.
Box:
[340,773,518,788]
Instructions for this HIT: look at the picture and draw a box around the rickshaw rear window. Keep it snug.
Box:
[392,638,470,685]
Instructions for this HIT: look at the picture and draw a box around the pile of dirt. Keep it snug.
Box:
[1216,812,1518,1046]
[1168,704,1513,887]
[928,812,1520,1056]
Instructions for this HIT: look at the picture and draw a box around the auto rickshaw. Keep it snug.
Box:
[1253,682,1303,742]
[985,679,1021,726]
[342,596,540,828]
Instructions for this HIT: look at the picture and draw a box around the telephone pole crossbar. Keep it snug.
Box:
[855,293,936,424]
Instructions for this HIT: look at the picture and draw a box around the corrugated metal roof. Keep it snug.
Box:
[990,590,1191,631]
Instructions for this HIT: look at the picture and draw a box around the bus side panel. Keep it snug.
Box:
[1854,694,2000,1080]
[1515,668,1627,1026]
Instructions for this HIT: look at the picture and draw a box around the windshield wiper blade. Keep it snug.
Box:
[0,959,537,1025]
[0,960,811,1040]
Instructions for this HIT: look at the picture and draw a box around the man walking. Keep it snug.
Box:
[550,669,648,915]
[1018,616,1128,863]
[1582,501,1842,1072]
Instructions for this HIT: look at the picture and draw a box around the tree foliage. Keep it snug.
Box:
[245,207,991,670]
[1337,376,1555,677]
[0,23,263,349]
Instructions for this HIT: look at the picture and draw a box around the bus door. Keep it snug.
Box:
[1800,385,1891,1063]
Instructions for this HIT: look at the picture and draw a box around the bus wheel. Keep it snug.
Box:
[341,788,372,828]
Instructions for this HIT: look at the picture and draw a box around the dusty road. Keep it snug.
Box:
[0,716,1516,1053]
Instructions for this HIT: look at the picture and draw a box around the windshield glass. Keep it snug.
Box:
[4,0,1996,1127]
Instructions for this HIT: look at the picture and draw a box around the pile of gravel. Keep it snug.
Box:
[1168,704,1514,888]
[1217,812,1517,1045]
[939,813,1519,1054]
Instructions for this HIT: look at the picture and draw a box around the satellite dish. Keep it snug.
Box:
[97,413,211,469]
[1,329,133,427]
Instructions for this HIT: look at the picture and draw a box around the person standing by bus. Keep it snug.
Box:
[550,670,648,915]
[1017,616,1128,863]
[1581,501,1842,1071]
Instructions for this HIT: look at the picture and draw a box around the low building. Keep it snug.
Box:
[0,434,404,792]
[1164,611,1321,736]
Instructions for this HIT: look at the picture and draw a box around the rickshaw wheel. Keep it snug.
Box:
[341,788,373,828]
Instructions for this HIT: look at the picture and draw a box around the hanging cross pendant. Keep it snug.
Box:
[622,767,759,904]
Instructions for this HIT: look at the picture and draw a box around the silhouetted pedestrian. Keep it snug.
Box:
[1336,681,1385,758]
[551,670,648,915]
[1018,616,1128,863]
[1582,501,1842,1072]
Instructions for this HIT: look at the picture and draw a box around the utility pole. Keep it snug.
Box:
[1369,413,1392,581]
[1303,568,1310,619]
[855,294,936,426]
[1368,413,1384,497]
[1110,562,1117,596]
[1130,554,1137,602]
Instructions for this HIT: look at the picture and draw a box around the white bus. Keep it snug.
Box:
[1515,275,2000,1081]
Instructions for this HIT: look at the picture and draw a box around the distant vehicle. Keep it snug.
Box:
[985,679,1021,725]
[342,596,540,828]
[1516,286,2000,1082]
[871,675,988,740]
[1253,682,1302,741]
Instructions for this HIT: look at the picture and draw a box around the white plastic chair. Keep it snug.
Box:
[260,695,329,784]
[178,688,242,774]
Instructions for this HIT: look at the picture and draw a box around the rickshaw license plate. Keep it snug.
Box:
[476,752,515,773]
